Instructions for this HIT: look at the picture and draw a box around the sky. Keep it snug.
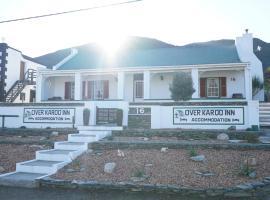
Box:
[0,0,269,57]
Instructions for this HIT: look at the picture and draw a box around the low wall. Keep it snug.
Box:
[129,100,259,130]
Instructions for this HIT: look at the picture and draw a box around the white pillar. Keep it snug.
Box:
[36,73,43,102]
[117,72,125,99]
[191,68,199,98]
[74,72,81,100]
[245,66,252,100]
[144,71,150,99]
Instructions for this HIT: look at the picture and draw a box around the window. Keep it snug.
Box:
[207,78,219,97]
[135,80,144,98]
[82,80,109,100]
[64,82,75,100]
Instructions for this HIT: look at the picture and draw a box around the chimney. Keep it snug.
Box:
[235,29,253,57]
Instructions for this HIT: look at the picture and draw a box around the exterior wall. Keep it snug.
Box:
[130,100,259,130]
[200,70,245,98]
[235,33,264,101]
[124,73,134,102]
[150,73,173,99]
[13,85,36,103]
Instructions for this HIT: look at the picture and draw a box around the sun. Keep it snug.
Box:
[96,35,127,60]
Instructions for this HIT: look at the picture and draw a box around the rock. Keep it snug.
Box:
[130,176,146,182]
[104,162,116,174]
[0,166,5,173]
[117,149,125,157]
[236,183,253,190]
[145,164,153,167]
[66,168,76,173]
[249,171,256,178]
[190,155,205,162]
[39,136,47,141]
[244,157,257,166]
[143,137,149,141]
[161,147,168,152]
[29,144,44,149]
[195,171,214,177]
[228,126,236,131]
[228,139,247,143]
[51,131,59,136]
[217,133,229,141]
[259,136,270,144]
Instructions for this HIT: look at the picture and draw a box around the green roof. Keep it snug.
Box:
[35,37,241,70]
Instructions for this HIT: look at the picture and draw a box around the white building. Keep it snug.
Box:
[0,43,46,103]
[0,32,264,129]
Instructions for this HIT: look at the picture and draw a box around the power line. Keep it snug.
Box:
[0,0,142,24]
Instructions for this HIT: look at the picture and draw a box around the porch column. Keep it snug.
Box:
[245,66,252,100]
[191,68,199,98]
[74,72,81,100]
[117,72,125,99]
[144,71,150,99]
[36,73,43,102]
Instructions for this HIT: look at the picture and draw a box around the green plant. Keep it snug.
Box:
[252,76,263,97]
[133,169,145,177]
[189,148,198,157]
[116,109,123,126]
[169,72,195,101]
[243,132,259,143]
[72,159,81,170]
[239,159,255,177]
[83,108,90,126]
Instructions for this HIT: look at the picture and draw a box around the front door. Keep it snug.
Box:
[20,61,25,80]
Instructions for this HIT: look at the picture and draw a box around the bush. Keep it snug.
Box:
[133,169,145,177]
[116,109,123,126]
[169,72,195,101]
[189,148,198,157]
[83,108,90,126]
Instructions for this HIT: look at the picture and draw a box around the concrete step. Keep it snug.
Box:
[54,141,88,150]
[0,172,48,188]
[16,160,67,174]
[68,134,97,142]
[78,130,111,140]
[78,125,123,131]
[36,149,83,162]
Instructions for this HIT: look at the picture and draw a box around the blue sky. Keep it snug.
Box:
[0,0,269,56]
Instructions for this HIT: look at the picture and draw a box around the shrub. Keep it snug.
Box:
[169,72,195,101]
[116,109,123,126]
[133,169,145,177]
[252,76,263,97]
[189,148,198,157]
[83,108,90,126]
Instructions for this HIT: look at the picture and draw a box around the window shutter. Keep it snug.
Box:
[220,77,227,97]
[64,82,70,100]
[82,81,86,99]
[87,81,93,99]
[200,78,206,97]
[103,80,109,99]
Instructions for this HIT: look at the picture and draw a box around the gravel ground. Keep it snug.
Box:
[54,149,270,188]
[108,136,227,143]
[0,134,68,143]
[0,144,49,174]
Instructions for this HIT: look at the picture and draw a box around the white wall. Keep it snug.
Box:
[235,33,264,101]
[13,85,36,103]
[124,73,134,102]
[200,70,245,98]
[150,73,173,99]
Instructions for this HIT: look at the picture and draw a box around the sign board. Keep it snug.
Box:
[173,107,244,125]
[129,107,151,115]
[23,108,75,124]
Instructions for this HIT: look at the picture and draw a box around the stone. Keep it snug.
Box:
[145,164,153,167]
[236,183,253,190]
[0,166,5,173]
[143,137,149,141]
[244,157,257,166]
[259,136,270,144]
[161,147,168,152]
[130,176,146,182]
[228,139,247,143]
[51,131,59,136]
[228,126,236,131]
[190,155,205,162]
[39,136,47,141]
[104,162,116,174]
[249,171,256,178]
[117,149,125,157]
[29,144,44,149]
[195,171,214,177]
[217,133,229,141]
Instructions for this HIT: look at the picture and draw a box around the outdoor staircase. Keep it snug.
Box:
[5,69,36,103]
[0,126,115,188]
[259,103,270,126]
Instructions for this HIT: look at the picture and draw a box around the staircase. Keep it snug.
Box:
[259,103,270,126]
[5,69,36,103]
[0,126,113,188]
